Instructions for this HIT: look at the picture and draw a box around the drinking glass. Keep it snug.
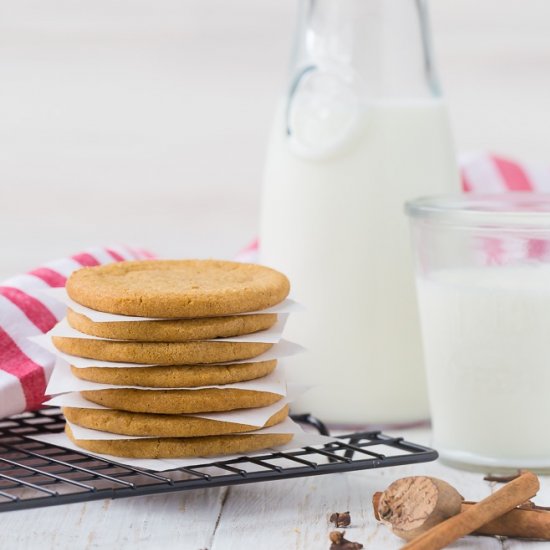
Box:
[407,194,550,470]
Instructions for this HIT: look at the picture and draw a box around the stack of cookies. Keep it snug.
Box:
[49,259,295,459]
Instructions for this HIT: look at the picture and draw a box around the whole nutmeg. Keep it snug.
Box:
[374,476,464,541]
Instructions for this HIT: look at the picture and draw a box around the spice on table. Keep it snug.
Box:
[374,473,550,542]
[401,471,540,549]
[373,477,464,541]
[483,471,523,483]
[462,500,550,538]
[518,501,550,511]
[329,530,363,550]
[330,511,351,528]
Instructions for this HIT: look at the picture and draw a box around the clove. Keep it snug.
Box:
[330,511,351,528]
[329,530,363,550]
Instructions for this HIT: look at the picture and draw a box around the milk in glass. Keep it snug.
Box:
[418,266,550,467]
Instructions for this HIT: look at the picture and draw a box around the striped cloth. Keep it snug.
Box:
[0,246,153,418]
[460,152,550,192]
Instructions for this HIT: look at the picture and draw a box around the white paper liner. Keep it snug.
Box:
[67,415,303,441]
[45,384,310,427]
[43,287,304,322]
[27,418,338,472]
[46,358,288,395]
[47,315,288,344]
[30,334,305,369]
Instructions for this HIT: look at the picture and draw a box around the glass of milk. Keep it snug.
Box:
[407,194,550,471]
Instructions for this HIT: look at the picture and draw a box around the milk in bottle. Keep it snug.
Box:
[260,0,459,424]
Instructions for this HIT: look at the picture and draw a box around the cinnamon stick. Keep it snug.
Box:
[463,501,550,539]
[401,471,540,550]
[483,472,523,483]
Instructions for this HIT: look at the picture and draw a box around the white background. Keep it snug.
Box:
[1,0,549,278]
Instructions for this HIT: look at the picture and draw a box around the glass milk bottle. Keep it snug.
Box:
[260,0,459,425]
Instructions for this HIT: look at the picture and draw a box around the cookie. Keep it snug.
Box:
[70,359,277,387]
[65,423,293,459]
[81,387,283,414]
[52,336,273,365]
[63,403,289,437]
[66,259,290,318]
[66,308,277,342]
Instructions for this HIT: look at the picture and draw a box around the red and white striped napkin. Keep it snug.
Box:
[2,153,550,419]
[460,152,550,192]
[0,246,153,418]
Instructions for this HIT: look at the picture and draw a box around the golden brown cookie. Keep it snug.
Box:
[65,423,293,459]
[70,359,277,388]
[66,308,277,342]
[81,387,283,414]
[66,259,290,318]
[63,403,289,437]
[52,336,273,365]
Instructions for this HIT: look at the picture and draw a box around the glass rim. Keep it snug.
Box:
[405,193,550,228]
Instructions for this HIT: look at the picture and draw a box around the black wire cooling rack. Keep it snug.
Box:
[0,407,437,513]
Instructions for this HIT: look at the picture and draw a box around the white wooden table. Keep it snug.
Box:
[1,427,550,549]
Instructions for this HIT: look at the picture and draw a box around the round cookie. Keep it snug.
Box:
[70,359,277,388]
[67,308,277,342]
[81,387,283,414]
[66,259,290,318]
[65,424,293,459]
[63,403,289,437]
[52,337,273,365]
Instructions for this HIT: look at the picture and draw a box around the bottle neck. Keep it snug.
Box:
[290,0,441,101]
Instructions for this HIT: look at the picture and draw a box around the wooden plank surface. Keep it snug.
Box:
[0,486,228,550]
